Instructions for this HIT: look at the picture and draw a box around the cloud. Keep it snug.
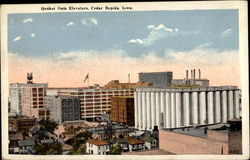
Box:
[22,18,33,23]
[194,42,212,49]
[66,21,75,27]
[30,33,36,37]
[8,48,240,88]
[221,28,232,37]
[129,24,198,46]
[13,36,21,42]
[81,17,98,26]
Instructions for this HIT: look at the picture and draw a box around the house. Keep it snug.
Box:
[62,144,73,155]
[17,139,36,154]
[86,139,111,155]
[124,137,145,152]
[141,136,157,149]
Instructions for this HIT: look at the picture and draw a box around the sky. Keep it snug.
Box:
[8,9,240,87]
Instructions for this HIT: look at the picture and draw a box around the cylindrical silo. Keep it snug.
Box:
[171,92,176,128]
[199,91,206,125]
[222,91,228,123]
[141,92,146,129]
[134,91,138,128]
[160,92,165,129]
[228,90,234,120]
[176,92,182,127]
[183,92,190,126]
[207,91,214,124]
[192,92,198,124]
[165,92,171,128]
[234,90,240,118]
[137,91,142,129]
[215,91,221,123]
[146,92,151,130]
[151,92,156,128]
[155,92,160,127]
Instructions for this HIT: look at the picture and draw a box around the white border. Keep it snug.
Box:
[1,1,249,160]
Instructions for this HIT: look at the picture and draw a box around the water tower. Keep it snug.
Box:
[27,72,33,84]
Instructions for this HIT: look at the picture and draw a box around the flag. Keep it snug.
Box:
[84,73,89,83]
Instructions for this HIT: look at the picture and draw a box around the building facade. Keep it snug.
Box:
[103,80,152,89]
[56,88,134,120]
[86,139,110,155]
[134,86,241,130]
[44,96,81,124]
[9,83,49,119]
[111,96,135,126]
[138,72,173,87]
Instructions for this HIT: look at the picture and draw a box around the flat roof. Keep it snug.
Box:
[122,149,174,155]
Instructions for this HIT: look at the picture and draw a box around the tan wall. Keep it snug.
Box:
[207,130,228,143]
[159,130,229,155]
[229,131,242,154]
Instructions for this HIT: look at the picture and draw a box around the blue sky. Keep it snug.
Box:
[8,9,240,87]
[8,9,238,58]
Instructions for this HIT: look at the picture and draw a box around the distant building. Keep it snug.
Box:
[86,139,111,155]
[159,120,242,154]
[138,72,173,87]
[55,88,134,120]
[9,83,49,119]
[103,80,152,89]
[44,96,81,124]
[9,117,36,132]
[111,96,134,126]
[134,86,241,130]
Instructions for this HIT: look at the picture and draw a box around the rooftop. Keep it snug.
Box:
[122,149,174,155]
[87,139,109,146]
[125,137,144,145]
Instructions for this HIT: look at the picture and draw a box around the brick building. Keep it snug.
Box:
[159,120,242,154]
[111,96,134,126]
[103,80,152,89]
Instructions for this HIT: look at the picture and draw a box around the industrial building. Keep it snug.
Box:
[103,80,152,89]
[44,96,81,123]
[172,69,209,87]
[111,96,135,126]
[138,72,173,87]
[159,119,242,154]
[134,86,240,130]
[53,88,134,120]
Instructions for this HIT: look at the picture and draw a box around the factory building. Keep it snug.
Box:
[134,86,240,130]
[55,88,134,120]
[44,96,81,124]
[138,72,173,87]
[103,80,152,89]
[111,96,135,126]
[172,69,209,87]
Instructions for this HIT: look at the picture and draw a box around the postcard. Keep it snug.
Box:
[1,1,249,160]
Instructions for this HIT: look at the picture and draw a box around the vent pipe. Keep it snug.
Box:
[191,70,193,79]
[199,69,201,79]
[186,70,188,79]
[194,69,196,79]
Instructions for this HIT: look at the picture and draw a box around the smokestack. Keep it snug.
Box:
[186,70,188,79]
[194,69,196,79]
[199,69,201,79]
[191,70,193,79]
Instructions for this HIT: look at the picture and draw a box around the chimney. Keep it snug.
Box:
[186,70,188,79]
[194,69,196,79]
[191,70,193,79]
[199,69,201,79]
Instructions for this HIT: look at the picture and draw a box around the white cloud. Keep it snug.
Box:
[129,24,197,46]
[30,33,36,37]
[221,28,232,37]
[13,36,21,42]
[128,39,144,44]
[22,18,33,23]
[66,21,75,27]
[194,42,212,49]
[81,17,98,26]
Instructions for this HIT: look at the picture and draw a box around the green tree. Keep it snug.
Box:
[40,119,58,133]
[34,142,62,155]
[65,131,92,155]
[111,143,122,155]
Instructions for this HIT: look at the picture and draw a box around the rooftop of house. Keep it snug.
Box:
[124,137,144,145]
[18,139,35,147]
[9,132,24,141]
[62,144,73,151]
[87,139,110,146]
[163,123,231,138]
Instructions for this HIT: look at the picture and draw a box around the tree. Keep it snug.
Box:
[111,143,122,155]
[34,142,62,155]
[39,119,58,133]
[65,131,92,155]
